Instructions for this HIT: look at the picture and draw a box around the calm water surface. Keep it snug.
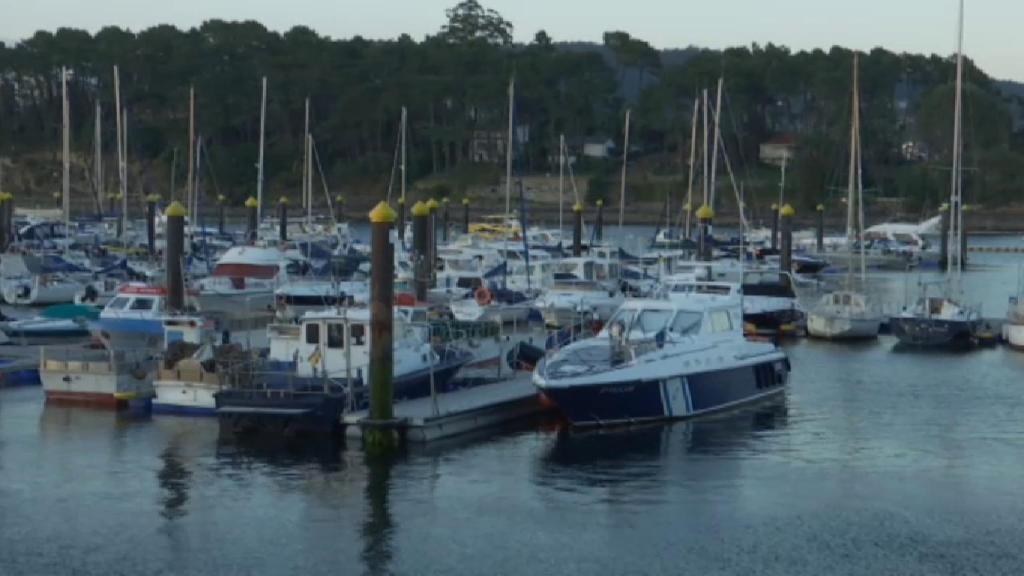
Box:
[2,240,1024,575]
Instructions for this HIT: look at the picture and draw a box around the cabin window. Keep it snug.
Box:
[305,323,320,345]
[129,298,155,311]
[327,323,345,349]
[671,311,703,336]
[636,310,673,334]
[711,311,733,333]
[107,297,129,310]
[351,324,366,346]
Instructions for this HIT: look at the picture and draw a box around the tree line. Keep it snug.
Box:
[0,0,1019,217]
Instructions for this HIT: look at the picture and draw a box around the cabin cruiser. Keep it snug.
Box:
[740,271,804,334]
[534,285,789,426]
[273,280,368,322]
[534,278,624,328]
[194,246,305,314]
[449,286,535,324]
[89,284,179,350]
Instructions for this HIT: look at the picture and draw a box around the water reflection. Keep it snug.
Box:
[157,443,191,520]
[361,451,399,576]
[214,428,345,473]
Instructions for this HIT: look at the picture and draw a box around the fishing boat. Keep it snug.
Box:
[533,284,789,427]
[807,55,882,340]
[890,0,980,350]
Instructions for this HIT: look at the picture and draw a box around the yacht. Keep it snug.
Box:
[534,284,789,426]
[740,270,804,334]
[0,253,86,305]
[890,289,980,349]
[194,246,304,314]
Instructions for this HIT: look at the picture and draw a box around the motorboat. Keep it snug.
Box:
[890,293,980,349]
[534,278,624,328]
[534,285,790,426]
[1,303,98,345]
[0,253,87,305]
[807,291,882,340]
[449,286,535,324]
[194,246,304,314]
[273,280,368,322]
[740,270,804,334]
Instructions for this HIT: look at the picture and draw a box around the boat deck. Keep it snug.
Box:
[343,372,544,443]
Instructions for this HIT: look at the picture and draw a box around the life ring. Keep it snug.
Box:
[474,287,493,306]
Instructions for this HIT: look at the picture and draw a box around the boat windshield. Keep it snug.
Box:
[671,311,703,336]
[106,297,129,311]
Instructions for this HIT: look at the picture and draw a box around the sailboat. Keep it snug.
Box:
[807,55,882,340]
[889,0,980,349]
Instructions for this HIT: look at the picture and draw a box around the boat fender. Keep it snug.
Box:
[475,287,493,306]
[132,365,147,380]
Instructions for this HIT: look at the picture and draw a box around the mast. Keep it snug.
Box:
[702,89,709,206]
[94,100,102,217]
[257,76,267,223]
[306,132,313,230]
[61,67,70,251]
[504,77,514,226]
[121,107,128,238]
[303,97,310,227]
[845,54,859,289]
[949,0,966,283]
[558,133,565,236]
[186,85,195,234]
[113,66,123,233]
[709,77,724,215]
[400,106,407,204]
[618,108,631,237]
[685,98,699,235]
[855,59,866,282]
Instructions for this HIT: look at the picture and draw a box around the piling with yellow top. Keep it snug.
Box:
[366,200,399,453]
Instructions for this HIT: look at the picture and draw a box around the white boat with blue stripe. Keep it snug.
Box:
[534,283,789,427]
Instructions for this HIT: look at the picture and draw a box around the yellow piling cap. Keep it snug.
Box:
[780,203,796,217]
[411,200,430,217]
[397,197,404,205]
[573,201,584,213]
[244,197,259,209]
[217,194,226,204]
[816,204,825,212]
[145,194,161,203]
[336,195,344,203]
[682,203,691,212]
[442,197,450,204]
[462,197,470,205]
[696,204,714,220]
[369,200,397,224]
[939,202,949,212]
[771,203,779,211]
[0,192,10,202]
[165,201,187,218]
[426,198,440,211]
[596,199,604,207]
[278,196,289,205]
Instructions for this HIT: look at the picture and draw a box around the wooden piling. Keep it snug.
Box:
[442,197,450,243]
[278,196,288,242]
[426,198,440,287]
[595,199,605,243]
[697,204,714,261]
[572,201,583,257]
[816,204,825,254]
[165,201,187,312]
[245,196,258,244]
[396,197,405,245]
[770,203,779,251]
[780,203,795,273]
[462,197,470,234]
[366,200,399,452]
[411,201,430,303]
[217,194,226,234]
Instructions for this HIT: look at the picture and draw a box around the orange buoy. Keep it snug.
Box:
[475,287,493,306]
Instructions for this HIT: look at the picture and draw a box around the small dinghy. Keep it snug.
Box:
[1,303,100,345]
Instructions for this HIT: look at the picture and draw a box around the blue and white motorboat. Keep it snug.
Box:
[1,303,99,345]
[533,283,789,427]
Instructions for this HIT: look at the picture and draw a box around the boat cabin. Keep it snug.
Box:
[602,298,742,343]
[101,284,166,320]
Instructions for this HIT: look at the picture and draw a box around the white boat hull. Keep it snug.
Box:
[807,312,881,340]
[152,379,220,415]
[2,279,81,306]
[1005,323,1024,350]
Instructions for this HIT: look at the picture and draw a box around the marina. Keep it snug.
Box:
[4,0,1024,573]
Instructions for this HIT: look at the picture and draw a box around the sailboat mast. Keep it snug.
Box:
[113,66,123,234]
[400,106,407,204]
[709,77,723,215]
[949,0,966,281]
[186,85,195,233]
[121,107,128,236]
[303,97,310,226]
[505,78,514,225]
[702,89,709,206]
[618,108,630,237]
[685,98,699,235]
[558,133,565,235]
[61,67,70,249]
[855,59,866,281]
[257,76,267,223]
[94,100,102,216]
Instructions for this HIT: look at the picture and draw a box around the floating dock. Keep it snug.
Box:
[343,372,544,443]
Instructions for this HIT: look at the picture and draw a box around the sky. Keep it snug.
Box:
[2,0,1021,81]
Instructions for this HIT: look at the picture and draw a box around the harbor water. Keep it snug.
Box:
[3,236,1024,574]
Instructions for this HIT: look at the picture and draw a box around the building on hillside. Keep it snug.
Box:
[582,137,615,159]
[470,126,530,163]
[759,134,797,167]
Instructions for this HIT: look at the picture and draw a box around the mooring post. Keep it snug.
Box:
[697,204,714,262]
[426,198,440,287]
[770,203,779,251]
[572,201,583,257]
[816,203,825,254]
[939,202,949,272]
[245,196,258,244]
[961,203,970,269]
[278,196,288,242]
[113,192,124,238]
[366,200,398,452]
[335,194,344,224]
[145,194,159,257]
[165,201,186,313]
[462,197,470,234]
[682,203,692,240]
[595,199,605,243]
[780,203,794,273]
[0,192,9,252]
[216,194,226,234]
[4,192,13,249]
[411,201,429,303]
